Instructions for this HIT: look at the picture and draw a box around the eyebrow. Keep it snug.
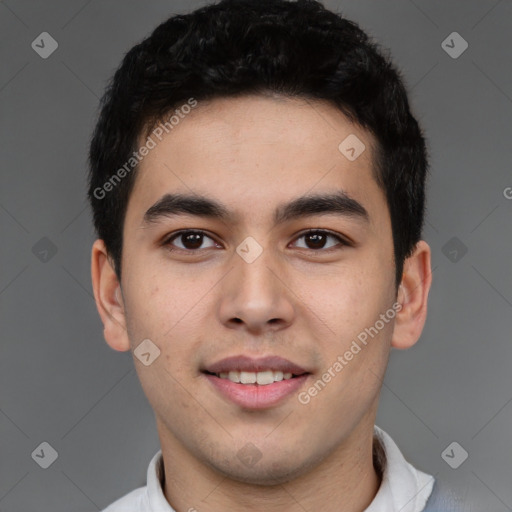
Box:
[142,191,369,226]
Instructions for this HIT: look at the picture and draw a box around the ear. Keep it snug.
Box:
[391,240,432,350]
[91,239,130,352]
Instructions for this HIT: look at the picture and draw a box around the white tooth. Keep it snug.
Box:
[225,370,293,384]
[256,370,275,385]
[240,371,257,384]
[228,371,240,383]
[273,371,284,382]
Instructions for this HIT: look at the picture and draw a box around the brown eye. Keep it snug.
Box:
[292,230,347,251]
[165,230,218,251]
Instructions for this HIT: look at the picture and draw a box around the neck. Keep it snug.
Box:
[157,419,382,512]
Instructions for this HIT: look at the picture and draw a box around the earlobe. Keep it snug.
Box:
[91,239,131,352]
[391,240,432,350]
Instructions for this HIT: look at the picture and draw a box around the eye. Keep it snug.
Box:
[291,229,349,251]
[162,229,349,254]
[163,230,220,251]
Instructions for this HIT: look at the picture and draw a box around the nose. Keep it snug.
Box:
[217,243,296,336]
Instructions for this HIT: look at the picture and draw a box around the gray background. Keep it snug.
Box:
[1,0,511,510]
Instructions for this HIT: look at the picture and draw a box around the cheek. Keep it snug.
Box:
[297,263,394,388]
[304,266,391,331]
[123,284,168,340]
[122,270,205,374]
[121,259,187,337]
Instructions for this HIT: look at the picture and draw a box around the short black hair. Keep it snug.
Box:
[88,0,428,288]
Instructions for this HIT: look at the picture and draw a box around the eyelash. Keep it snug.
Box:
[162,229,350,253]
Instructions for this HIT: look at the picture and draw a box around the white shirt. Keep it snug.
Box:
[102,425,435,512]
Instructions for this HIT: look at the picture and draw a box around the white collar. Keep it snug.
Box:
[103,425,435,511]
[365,425,435,511]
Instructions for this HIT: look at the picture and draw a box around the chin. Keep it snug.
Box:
[225,467,298,486]
[212,453,313,486]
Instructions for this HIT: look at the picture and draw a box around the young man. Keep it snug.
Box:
[88,1,456,510]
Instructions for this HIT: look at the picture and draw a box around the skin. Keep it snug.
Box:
[91,94,432,512]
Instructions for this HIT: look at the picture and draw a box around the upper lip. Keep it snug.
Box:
[203,356,310,375]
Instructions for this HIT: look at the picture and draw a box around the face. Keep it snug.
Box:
[95,95,411,485]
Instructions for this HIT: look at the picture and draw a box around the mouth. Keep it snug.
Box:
[201,355,312,409]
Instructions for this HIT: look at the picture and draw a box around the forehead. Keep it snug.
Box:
[127,94,386,226]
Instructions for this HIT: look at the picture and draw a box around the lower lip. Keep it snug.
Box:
[203,373,309,409]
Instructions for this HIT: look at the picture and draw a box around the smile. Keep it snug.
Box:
[206,369,300,385]
[202,371,310,409]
